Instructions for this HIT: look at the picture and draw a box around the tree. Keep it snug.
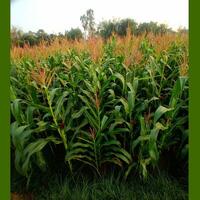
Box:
[97,20,116,39]
[135,22,170,36]
[136,22,152,35]
[10,26,24,47]
[115,18,137,36]
[36,29,49,41]
[158,24,169,35]
[97,18,137,39]
[65,28,83,41]
[177,27,188,34]
[80,9,96,38]
[22,31,38,46]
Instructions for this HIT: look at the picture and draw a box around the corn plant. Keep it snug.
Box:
[11,36,188,181]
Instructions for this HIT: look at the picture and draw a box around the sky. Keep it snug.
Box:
[11,0,188,34]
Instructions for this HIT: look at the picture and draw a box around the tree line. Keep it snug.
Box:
[11,9,188,47]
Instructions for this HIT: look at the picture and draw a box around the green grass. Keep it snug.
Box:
[11,168,187,200]
[28,173,187,200]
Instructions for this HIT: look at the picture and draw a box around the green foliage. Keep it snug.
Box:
[97,18,137,39]
[97,19,174,39]
[11,28,54,47]
[65,28,83,41]
[11,17,185,47]
[19,173,187,200]
[11,38,188,182]
[135,22,172,36]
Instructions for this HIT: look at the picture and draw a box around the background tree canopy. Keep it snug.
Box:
[11,9,187,47]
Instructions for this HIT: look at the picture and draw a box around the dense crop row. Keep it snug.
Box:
[11,36,188,182]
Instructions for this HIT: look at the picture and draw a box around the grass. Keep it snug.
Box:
[11,171,187,200]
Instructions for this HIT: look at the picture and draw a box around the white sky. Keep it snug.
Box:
[11,0,188,34]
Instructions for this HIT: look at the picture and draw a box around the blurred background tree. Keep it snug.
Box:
[80,9,96,38]
[10,9,186,47]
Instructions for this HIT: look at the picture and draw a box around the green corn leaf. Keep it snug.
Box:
[26,106,36,124]
[105,152,130,164]
[72,107,87,119]
[114,72,125,92]
[132,135,150,153]
[78,95,98,120]
[71,142,93,149]
[22,137,61,176]
[84,110,99,130]
[49,88,61,104]
[124,163,137,180]
[139,116,147,136]
[154,105,173,124]
[119,97,129,115]
[54,91,69,118]
[100,115,109,130]
[34,121,48,133]
[11,99,23,123]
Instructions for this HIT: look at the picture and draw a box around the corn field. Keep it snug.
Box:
[11,34,188,182]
